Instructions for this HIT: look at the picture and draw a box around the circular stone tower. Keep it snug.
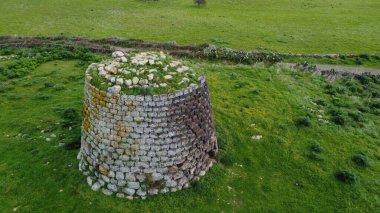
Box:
[78,51,217,199]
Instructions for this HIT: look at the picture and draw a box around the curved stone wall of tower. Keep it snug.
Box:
[78,64,218,199]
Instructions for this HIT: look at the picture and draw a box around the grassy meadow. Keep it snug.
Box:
[0,47,379,212]
[0,0,380,53]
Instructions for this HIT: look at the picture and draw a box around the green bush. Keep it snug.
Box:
[370,99,380,109]
[335,86,347,94]
[314,98,326,106]
[53,84,65,91]
[44,82,55,88]
[295,116,312,127]
[331,114,346,125]
[63,132,81,150]
[0,83,6,93]
[372,90,380,98]
[344,79,363,94]
[372,109,380,116]
[325,84,336,95]
[358,105,370,113]
[307,142,324,161]
[354,58,362,65]
[194,0,207,6]
[334,170,356,184]
[63,108,79,120]
[230,72,239,80]
[310,142,323,153]
[35,94,52,100]
[355,74,373,85]
[352,153,370,168]
[295,62,317,72]
[234,81,249,89]
[329,109,347,125]
[217,150,233,166]
[308,152,324,161]
[348,111,366,122]
[359,54,370,60]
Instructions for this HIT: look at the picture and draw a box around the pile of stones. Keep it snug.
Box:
[91,51,198,94]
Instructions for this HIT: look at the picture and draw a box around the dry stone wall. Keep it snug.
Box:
[78,64,218,199]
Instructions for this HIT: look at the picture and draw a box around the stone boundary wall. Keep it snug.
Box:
[78,64,218,199]
[2,36,378,61]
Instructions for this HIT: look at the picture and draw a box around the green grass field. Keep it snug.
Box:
[0,0,379,53]
[0,0,379,211]
[0,48,379,212]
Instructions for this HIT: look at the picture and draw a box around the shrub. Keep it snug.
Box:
[35,94,52,100]
[217,150,233,166]
[352,153,370,168]
[359,54,370,60]
[339,55,347,60]
[53,84,65,91]
[220,154,233,166]
[329,109,347,125]
[335,86,347,94]
[348,111,365,122]
[325,84,336,95]
[330,114,346,125]
[194,0,207,6]
[234,81,248,89]
[354,58,362,65]
[331,97,349,107]
[295,62,317,72]
[0,83,6,93]
[372,109,380,116]
[310,142,323,153]
[355,74,373,85]
[334,170,356,184]
[307,142,324,161]
[354,103,367,111]
[63,132,81,150]
[63,108,79,120]
[243,157,253,167]
[191,180,207,193]
[295,116,311,127]
[44,82,55,88]
[314,98,326,106]
[372,90,380,98]
[370,99,380,109]
[308,152,324,161]
[344,79,362,94]
[249,88,260,95]
[230,72,239,80]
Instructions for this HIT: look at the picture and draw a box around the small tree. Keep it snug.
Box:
[194,0,207,7]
